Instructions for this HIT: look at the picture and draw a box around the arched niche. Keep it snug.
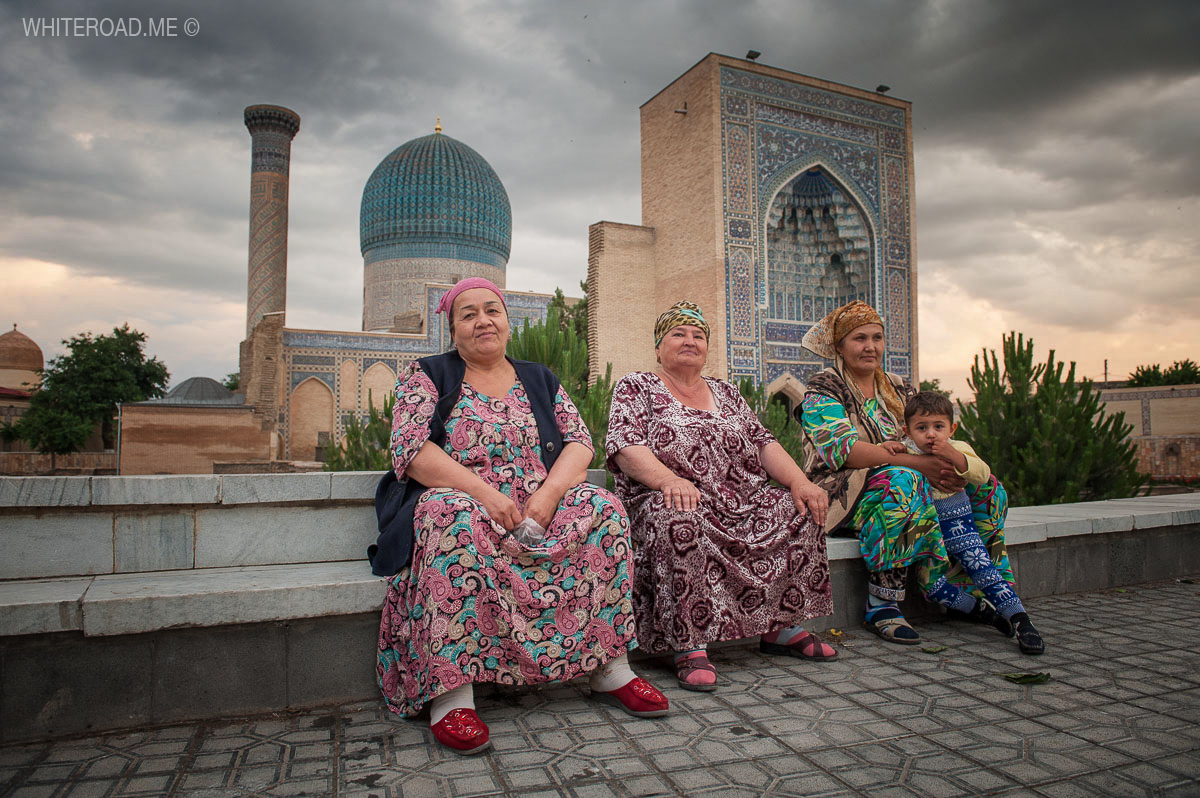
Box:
[362,361,396,411]
[765,373,806,414]
[764,166,874,323]
[289,377,334,462]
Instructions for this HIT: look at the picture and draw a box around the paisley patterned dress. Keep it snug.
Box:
[606,372,833,655]
[377,363,635,717]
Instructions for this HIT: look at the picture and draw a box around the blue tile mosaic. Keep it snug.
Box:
[720,62,915,386]
[360,132,511,268]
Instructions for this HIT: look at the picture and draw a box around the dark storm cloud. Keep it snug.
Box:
[1,0,1197,383]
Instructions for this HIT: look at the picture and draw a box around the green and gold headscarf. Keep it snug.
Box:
[654,301,710,347]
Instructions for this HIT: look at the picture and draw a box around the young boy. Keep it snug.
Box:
[897,391,1044,655]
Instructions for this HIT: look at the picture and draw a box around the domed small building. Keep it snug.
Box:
[0,323,43,394]
[1,324,43,455]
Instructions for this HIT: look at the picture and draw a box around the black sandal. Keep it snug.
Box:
[948,598,1015,638]
[1016,620,1045,655]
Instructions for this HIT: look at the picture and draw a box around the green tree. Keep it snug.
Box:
[547,280,589,340]
[223,371,240,391]
[508,301,612,468]
[738,378,806,465]
[15,324,169,453]
[323,392,394,472]
[956,332,1145,507]
[1126,358,1200,387]
[919,378,949,396]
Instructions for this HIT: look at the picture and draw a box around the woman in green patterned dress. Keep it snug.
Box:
[797,301,1016,645]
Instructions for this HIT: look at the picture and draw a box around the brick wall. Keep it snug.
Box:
[119,406,272,475]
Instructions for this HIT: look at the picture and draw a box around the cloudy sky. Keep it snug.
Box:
[1,0,1197,398]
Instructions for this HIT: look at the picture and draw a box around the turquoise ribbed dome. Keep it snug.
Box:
[359,132,512,268]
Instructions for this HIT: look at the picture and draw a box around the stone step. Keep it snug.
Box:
[0,562,383,637]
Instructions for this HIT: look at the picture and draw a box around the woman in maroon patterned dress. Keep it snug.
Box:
[606,301,836,691]
[373,278,668,756]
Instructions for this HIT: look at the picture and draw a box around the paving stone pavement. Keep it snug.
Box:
[3,576,1200,798]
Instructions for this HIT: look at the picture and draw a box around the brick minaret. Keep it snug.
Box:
[244,105,300,336]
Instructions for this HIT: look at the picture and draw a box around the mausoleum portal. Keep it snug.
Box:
[764,166,873,374]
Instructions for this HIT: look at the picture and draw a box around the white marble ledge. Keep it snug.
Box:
[825,537,861,561]
[0,577,91,635]
[0,476,91,508]
[93,475,219,505]
[0,472,387,509]
[80,561,385,637]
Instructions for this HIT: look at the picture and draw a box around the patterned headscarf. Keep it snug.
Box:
[654,301,710,347]
[800,300,882,359]
[435,277,507,318]
[802,300,905,425]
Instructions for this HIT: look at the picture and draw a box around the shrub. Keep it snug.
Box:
[738,377,806,465]
[1126,358,1200,387]
[956,332,1146,506]
[323,391,394,472]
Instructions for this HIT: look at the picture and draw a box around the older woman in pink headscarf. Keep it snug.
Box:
[371,278,667,757]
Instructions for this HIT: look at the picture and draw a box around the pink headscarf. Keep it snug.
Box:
[435,277,507,318]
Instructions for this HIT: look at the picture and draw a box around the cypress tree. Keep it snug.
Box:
[955,332,1146,507]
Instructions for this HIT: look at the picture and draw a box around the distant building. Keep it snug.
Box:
[1096,383,1200,481]
[119,378,272,475]
[120,110,557,473]
[589,53,919,405]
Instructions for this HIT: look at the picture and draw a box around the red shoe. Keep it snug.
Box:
[430,708,491,755]
[592,677,670,718]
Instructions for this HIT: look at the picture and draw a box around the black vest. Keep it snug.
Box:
[368,350,565,576]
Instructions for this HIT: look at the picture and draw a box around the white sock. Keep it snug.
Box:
[588,654,638,693]
[429,683,475,725]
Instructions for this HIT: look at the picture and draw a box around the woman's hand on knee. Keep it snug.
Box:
[912,456,966,494]
[660,477,700,512]
[790,480,829,530]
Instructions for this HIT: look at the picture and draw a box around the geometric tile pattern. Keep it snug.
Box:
[276,285,556,456]
[4,576,1199,796]
[720,65,916,386]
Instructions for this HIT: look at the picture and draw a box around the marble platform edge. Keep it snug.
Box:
[0,563,385,638]
[80,562,385,637]
[0,471,385,508]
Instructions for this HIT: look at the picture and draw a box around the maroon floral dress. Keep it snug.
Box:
[606,372,833,654]
[377,363,635,717]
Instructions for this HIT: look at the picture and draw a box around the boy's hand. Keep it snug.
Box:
[880,440,908,455]
[929,439,967,471]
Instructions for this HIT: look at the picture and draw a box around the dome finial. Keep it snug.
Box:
[435,117,442,134]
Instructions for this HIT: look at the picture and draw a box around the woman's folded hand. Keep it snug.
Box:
[523,487,559,530]
[480,487,524,532]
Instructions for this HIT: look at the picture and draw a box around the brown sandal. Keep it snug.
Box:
[675,654,718,692]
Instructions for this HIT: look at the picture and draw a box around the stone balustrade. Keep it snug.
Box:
[1,471,1197,742]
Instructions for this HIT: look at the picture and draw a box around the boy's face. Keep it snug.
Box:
[904,412,957,453]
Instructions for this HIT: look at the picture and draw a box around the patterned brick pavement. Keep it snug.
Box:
[3,577,1200,797]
